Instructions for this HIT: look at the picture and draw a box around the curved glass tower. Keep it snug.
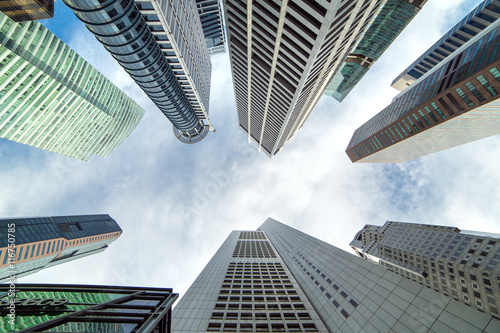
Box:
[63,0,212,144]
[0,13,144,161]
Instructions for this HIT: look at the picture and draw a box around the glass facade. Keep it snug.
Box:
[325,0,422,102]
[0,284,178,332]
[347,18,500,163]
[0,0,53,22]
[0,13,145,162]
[64,0,212,143]
[195,0,226,55]
[392,0,499,91]
[0,215,122,282]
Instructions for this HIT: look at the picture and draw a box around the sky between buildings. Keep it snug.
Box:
[1,0,499,301]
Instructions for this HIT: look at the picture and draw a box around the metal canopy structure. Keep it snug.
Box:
[0,284,178,333]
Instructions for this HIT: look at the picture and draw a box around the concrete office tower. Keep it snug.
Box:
[392,0,500,91]
[172,218,499,332]
[346,1,500,163]
[223,0,426,157]
[64,0,214,144]
[324,0,425,102]
[0,13,144,161]
[0,0,54,22]
[350,221,500,318]
[0,215,122,283]
[196,0,226,56]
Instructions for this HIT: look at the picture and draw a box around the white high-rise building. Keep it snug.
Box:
[172,218,499,332]
[223,0,426,157]
[350,221,500,318]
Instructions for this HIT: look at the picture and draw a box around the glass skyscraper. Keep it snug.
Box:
[324,0,424,102]
[0,0,54,22]
[346,0,500,163]
[196,0,226,56]
[392,0,500,91]
[350,221,500,318]
[64,0,215,144]
[224,0,426,157]
[0,214,122,283]
[0,13,145,161]
[172,218,499,332]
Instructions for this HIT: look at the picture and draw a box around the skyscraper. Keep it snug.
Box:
[223,0,426,157]
[391,0,500,91]
[350,221,500,318]
[0,284,178,332]
[346,0,500,163]
[0,13,145,161]
[196,0,226,56]
[324,0,425,102]
[172,218,499,332]
[0,0,54,22]
[0,214,122,283]
[64,0,215,144]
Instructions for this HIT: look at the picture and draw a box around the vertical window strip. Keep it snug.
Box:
[412,113,425,129]
[476,75,498,96]
[417,110,431,126]
[465,81,485,102]
[401,119,413,134]
[455,87,474,106]
[488,67,500,81]
[24,245,30,260]
[423,106,438,123]
[431,102,446,119]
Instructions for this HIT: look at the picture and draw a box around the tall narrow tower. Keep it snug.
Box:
[64,0,215,144]
[223,0,426,157]
[0,214,122,282]
[346,0,500,163]
[0,13,145,161]
[172,218,499,332]
[350,221,500,318]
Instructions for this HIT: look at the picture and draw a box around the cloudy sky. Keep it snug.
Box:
[2,0,500,300]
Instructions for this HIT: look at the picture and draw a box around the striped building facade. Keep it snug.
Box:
[65,0,214,144]
[346,5,500,163]
[172,218,500,332]
[0,215,122,283]
[224,0,424,157]
[0,13,145,161]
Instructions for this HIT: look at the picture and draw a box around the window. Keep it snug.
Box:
[463,294,470,302]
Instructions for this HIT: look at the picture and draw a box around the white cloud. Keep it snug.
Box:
[3,0,499,302]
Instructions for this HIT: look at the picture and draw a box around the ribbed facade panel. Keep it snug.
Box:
[224,0,406,157]
[0,13,144,161]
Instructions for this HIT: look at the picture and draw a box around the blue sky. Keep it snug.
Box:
[2,0,500,299]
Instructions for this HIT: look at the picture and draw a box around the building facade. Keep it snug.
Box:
[0,215,122,283]
[64,0,214,144]
[324,0,425,102]
[350,221,500,318]
[224,0,425,157]
[172,218,499,332]
[346,0,500,163]
[196,0,226,56]
[0,0,53,22]
[0,284,178,332]
[392,0,500,91]
[0,13,145,161]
